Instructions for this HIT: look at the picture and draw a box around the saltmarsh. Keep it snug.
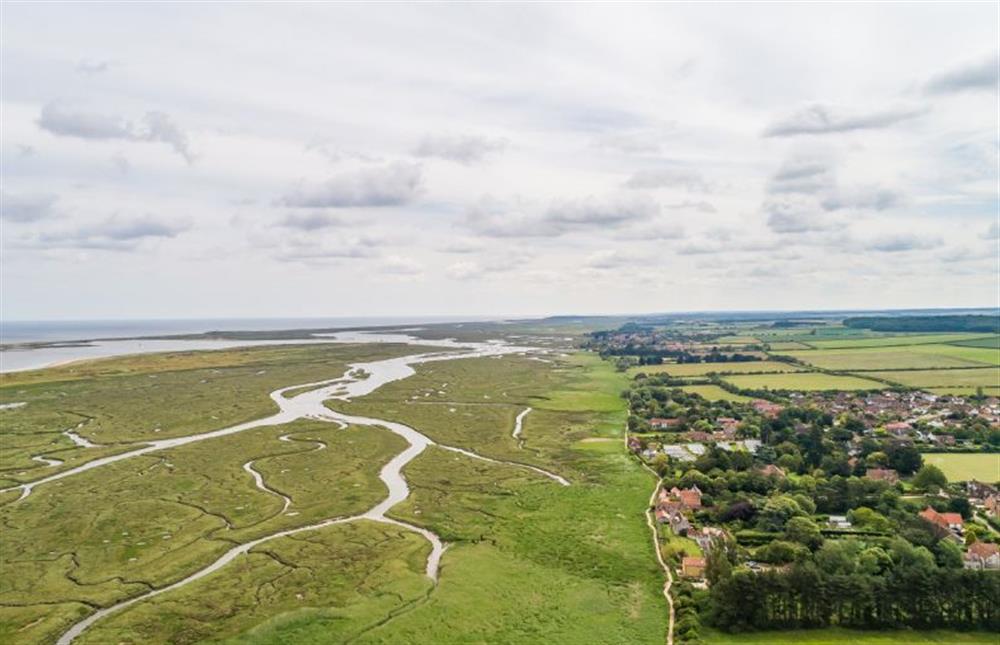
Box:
[0,343,428,486]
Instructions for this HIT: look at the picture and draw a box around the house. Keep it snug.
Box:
[964,541,1000,570]
[688,526,727,552]
[717,417,740,432]
[884,421,912,436]
[828,515,852,529]
[627,436,642,453]
[865,468,899,484]
[681,556,706,579]
[967,480,998,502]
[919,506,963,534]
[669,512,692,535]
[670,485,703,510]
[685,431,713,442]
[650,418,682,430]
[984,495,1000,520]
[760,464,786,479]
[750,400,784,418]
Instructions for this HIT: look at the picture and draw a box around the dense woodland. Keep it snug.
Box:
[843,315,1000,334]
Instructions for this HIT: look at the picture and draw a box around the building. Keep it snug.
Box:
[760,464,786,478]
[681,556,706,579]
[865,468,899,484]
[919,506,963,535]
[964,541,1000,570]
[751,400,784,418]
[688,526,727,552]
[827,515,852,529]
[884,421,912,436]
[650,418,682,430]
[669,485,703,510]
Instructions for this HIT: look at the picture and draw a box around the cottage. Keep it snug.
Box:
[884,421,912,436]
[681,556,706,579]
[750,400,784,418]
[650,418,682,430]
[689,526,727,552]
[919,506,963,534]
[865,468,899,484]
[964,541,1000,570]
[670,485,703,510]
[760,464,786,478]
[984,495,1000,520]
[828,515,852,529]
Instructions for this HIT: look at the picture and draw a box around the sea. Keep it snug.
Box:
[0,316,493,373]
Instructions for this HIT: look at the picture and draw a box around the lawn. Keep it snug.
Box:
[866,367,999,389]
[629,361,803,377]
[680,384,752,402]
[722,372,885,391]
[920,453,1000,483]
[700,627,999,644]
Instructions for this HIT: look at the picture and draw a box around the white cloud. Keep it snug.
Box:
[281,162,422,208]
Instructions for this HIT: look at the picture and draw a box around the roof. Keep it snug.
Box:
[682,556,706,567]
[967,542,1000,558]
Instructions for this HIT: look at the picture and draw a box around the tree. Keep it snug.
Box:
[757,495,805,532]
[848,506,892,533]
[785,516,823,550]
[912,464,947,490]
[886,442,922,475]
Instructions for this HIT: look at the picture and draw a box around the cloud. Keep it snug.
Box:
[768,156,835,194]
[445,257,521,280]
[37,214,190,250]
[925,54,999,94]
[380,255,423,276]
[281,162,421,208]
[2,192,58,222]
[664,200,716,214]
[75,59,113,75]
[763,104,924,137]
[615,221,685,241]
[279,212,344,231]
[439,238,485,254]
[980,222,1000,240]
[585,249,636,269]
[764,199,829,234]
[624,167,708,192]
[466,193,657,238]
[820,186,898,211]
[37,102,193,161]
[865,234,942,253]
[413,134,506,164]
[272,236,382,262]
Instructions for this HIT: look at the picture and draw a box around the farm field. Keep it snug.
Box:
[867,367,1000,389]
[786,344,997,370]
[680,384,752,402]
[630,360,803,377]
[767,341,814,350]
[921,453,1000,483]
[722,372,885,391]
[700,627,1000,644]
[928,386,1000,396]
[804,333,996,350]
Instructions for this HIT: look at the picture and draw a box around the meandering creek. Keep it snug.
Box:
[15,332,568,644]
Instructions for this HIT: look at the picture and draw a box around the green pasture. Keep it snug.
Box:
[680,384,753,402]
[630,361,803,378]
[786,344,998,371]
[804,333,995,350]
[867,367,999,389]
[921,453,999,483]
[722,372,885,391]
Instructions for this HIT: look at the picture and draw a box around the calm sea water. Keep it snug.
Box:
[0,316,495,373]
[0,316,489,344]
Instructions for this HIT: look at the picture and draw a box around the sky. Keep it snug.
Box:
[2,3,998,321]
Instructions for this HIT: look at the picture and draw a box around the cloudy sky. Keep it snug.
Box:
[2,3,998,320]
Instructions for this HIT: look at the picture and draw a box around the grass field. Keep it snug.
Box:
[630,361,803,377]
[866,367,1000,389]
[927,386,1000,396]
[767,341,814,350]
[952,336,1000,349]
[722,372,885,391]
[700,627,999,644]
[804,333,995,350]
[786,342,998,370]
[680,384,752,402]
[921,453,1000,483]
